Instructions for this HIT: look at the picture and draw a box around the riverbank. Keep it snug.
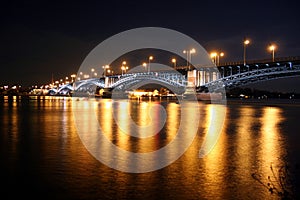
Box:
[1,94,300,106]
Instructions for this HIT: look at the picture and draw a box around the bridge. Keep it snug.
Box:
[49,58,300,96]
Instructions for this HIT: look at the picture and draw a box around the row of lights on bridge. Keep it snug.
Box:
[210,39,277,66]
[243,39,277,65]
[47,42,277,88]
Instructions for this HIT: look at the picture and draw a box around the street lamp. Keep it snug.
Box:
[91,68,95,77]
[183,50,189,67]
[102,65,110,77]
[269,44,276,62]
[148,56,153,73]
[183,48,196,70]
[210,52,224,66]
[55,81,59,88]
[121,61,128,75]
[189,48,196,70]
[84,74,89,79]
[142,62,147,72]
[171,58,176,68]
[243,39,250,65]
[210,52,217,64]
[218,52,224,66]
[71,74,76,82]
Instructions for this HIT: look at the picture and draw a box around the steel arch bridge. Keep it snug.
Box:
[50,59,300,96]
[52,72,186,95]
[49,78,104,95]
[73,78,105,91]
[201,61,300,92]
[110,72,186,94]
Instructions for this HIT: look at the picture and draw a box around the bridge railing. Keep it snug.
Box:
[219,56,300,66]
[204,63,300,91]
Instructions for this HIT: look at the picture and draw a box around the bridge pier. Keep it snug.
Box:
[188,69,219,87]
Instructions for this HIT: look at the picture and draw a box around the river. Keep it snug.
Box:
[0,96,299,199]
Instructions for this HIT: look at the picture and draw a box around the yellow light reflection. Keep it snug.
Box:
[260,107,286,169]
[200,104,227,157]
[116,101,130,150]
[99,100,113,141]
[201,104,228,199]
[9,99,19,154]
[166,102,179,140]
[235,106,255,185]
[137,102,164,153]
[138,102,152,137]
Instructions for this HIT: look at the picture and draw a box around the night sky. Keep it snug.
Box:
[1,0,300,92]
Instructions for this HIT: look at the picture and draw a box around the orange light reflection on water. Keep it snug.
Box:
[201,104,228,198]
[259,106,286,175]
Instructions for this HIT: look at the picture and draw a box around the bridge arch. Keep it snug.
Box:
[110,73,186,94]
[204,62,300,92]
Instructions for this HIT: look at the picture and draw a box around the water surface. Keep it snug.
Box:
[0,96,299,199]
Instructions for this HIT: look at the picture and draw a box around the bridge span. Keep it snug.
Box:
[49,58,300,96]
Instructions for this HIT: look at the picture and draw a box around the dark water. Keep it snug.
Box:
[0,96,300,200]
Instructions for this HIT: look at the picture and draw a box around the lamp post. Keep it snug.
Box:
[148,56,153,73]
[210,52,224,66]
[243,39,250,65]
[121,61,128,75]
[91,68,95,77]
[183,48,196,70]
[102,65,110,77]
[218,52,224,66]
[55,81,59,88]
[171,58,176,68]
[189,48,196,70]
[269,44,276,62]
[123,61,128,73]
[83,74,89,79]
[183,50,189,67]
[210,52,217,64]
[142,62,147,72]
[71,74,76,82]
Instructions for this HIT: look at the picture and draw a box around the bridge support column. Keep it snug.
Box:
[196,70,201,87]
[200,70,205,86]
[187,70,197,86]
[205,71,210,83]
[105,77,109,87]
[212,71,217,81]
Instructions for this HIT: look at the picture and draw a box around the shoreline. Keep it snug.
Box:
[1,94,300,105]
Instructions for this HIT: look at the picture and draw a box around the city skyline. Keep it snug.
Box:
[1,0,300,92]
